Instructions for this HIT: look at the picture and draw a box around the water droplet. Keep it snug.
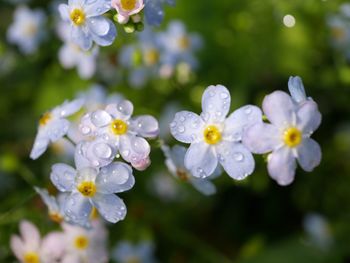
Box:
[209,91,215,97]
[179,116,185,122]
[208,103,214,109]
[244,106,252,114]
[94,143,112,159]
[177,125,185,133]
[191,134,197,140]
[215,111,222,117]
[170,121,176,128]
[122,150,130,157]
[93,160,100,166]
[220,92,228,99]
[233,152,244,162]
[218,154,225,162]
[81,126,91,134]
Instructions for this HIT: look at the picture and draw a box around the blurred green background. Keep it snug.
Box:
[1,0,350,262]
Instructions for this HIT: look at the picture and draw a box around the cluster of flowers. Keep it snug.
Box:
[30,90,159,227]
[119,20,202,87]
[169,76,322,186]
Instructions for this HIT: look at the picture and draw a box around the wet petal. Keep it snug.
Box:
[106,100,133,120]
[217,142,255,180]
[97,162,135,194]
[87,16,110,36]
[46,119,70,142]
[92,194,126,223]
[130,115,159,138]
[19,220,40,251]
[288,76,307,104]
[297,100,322,135]
[242,122,280,154]
[53,99,84,118]
[190,178,216,195]
[58,4,70,22]
[201,85,231,122]
[224,105,262,141]
[72,26,93,51]
[184,142,218,178]
[120,135,150,164]
[64,192,92,224]
[90,19,117,47]
[267,147,296,186]
[144,0,164,26]
[170,111,204,143]
[90,109,112,127]
[85,0,111,16]
[262,91,295,127]
[297,138,321,172]
[30,133,49,160]
[50,163,77,192]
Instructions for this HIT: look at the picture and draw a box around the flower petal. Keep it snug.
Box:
[297,138,321,172]
[19,220,40,251]
[184,142,218,178]
[242,122,280,154]
[72,26,93,51]
[64,192,92,224]
[90,18,117,47]
[30,133,49,160]
[190,178,216,195]
[46,119,70,142]
[87,16,110,36]
[41,232,65,261]
[92,194,126,223]
[288,76,307,104]
[217,142,255,180]
[58,4,70,22]
[144,0,164,26]
[262,90,295,127]
[96,162,135,194]
[297,100,322,135]
[267,147,296,186]
[90,109,112,127]
[85,0,111,16]
[224,105,262,141]
[106,100,134,120]
[119,135,150,164]
[170,111,204,143]
[50,163,77,192]
[52,99,84,118]
[130,115,159,138]
[10,235,25,261]
[201,85,231,122]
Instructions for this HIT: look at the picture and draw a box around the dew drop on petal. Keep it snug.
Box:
[170,121,176,128]
[94,143,112,159]
[177,125,185,133]
[81,126,91,135]
[220,92,229,99]
[244,106,252,114]
[233,152,244,162]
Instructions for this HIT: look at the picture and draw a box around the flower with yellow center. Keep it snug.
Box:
[144,48,160,66]
[49,212,64,223]
[23,252,40,263]
[203,125,222,145]
[77,181,97,197]
[74,235,89,250]
[70,8,86,26]
[39,112,52,126]
[176,169,189,181]
[121,0,136,11]
[110,119,128,135]
[283,127,302,148]
[178,36,190,50]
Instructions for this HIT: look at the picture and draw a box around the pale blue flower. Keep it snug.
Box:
[7,6,46,54]
[303,213,332,250]
[112,241,156,263]
[170,85,262,179]
[50,161,135,225]
[144,0,175,26]
[243,81,322,185]
[288,76,309,104]
[59,0,117,50]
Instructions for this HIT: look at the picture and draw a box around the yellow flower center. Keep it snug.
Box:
[24,252,40,263]
[283,127,302,148]
[176,169,189,181]
[77,181,96,197]
[110,119,128,135]
[203,125,222,145]
[39,112,52,126]
[178,36,190,50]
[121,0,137,11]
[70,8,86,26]
[49,212,63,223]
[23,23,37,37]
[74,235,89,250]
[144,48,160,66]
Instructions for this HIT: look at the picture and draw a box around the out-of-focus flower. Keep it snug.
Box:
[30,98,84,160]
[112,240,156,263]
[162,144,218,195]
[7,6,46,54]
[112,0,144,24]
[303,213,333,250]
[170,85,261,179]
[50,161,134,225]
[10,220,65,263]
[158,102,180,140]
[149,172,180,202]
[243,80,322,185]
[59,0,116,50]
[61,220,108,263]
[79,100,159,169]
[144,0,175,26]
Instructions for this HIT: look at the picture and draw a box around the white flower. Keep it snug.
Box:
[78,100,159,169]
[59,0,116,50]
[10,220,65,263]
[112,240,156,263]
[7,6,46,54]
[61,221,108,263]
[111,0,144,24]
[30,98,84,160]
[50,161,135,225]
[162,144,218,195]
[243,89,322,185]
[170,85,262,179]
[288,76,310,105]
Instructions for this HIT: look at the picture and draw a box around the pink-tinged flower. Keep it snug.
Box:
[10,220,65,263]
[112,0,144,24]
[243,90,322,186]
[61,220,108,263]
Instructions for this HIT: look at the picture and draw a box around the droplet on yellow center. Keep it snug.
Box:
[176,169,189,181]
[283,127,302,148]
[74,235,89,250]
[121,0,137,11]
[77,181,96,197]
[49,212,63,223]
[178,36,190,50]
[110,119,128,135]
[203,125,222,145]
[144,48,159,66]
[70,9,86,26]
[39,112,52,126]
[24,252,40,263]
